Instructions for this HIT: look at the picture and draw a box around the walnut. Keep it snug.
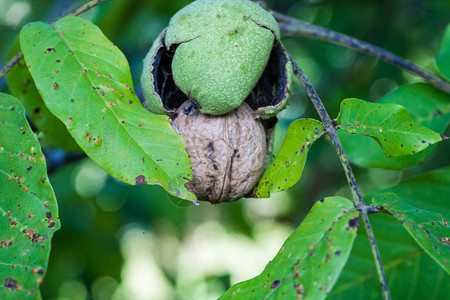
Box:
[173,101,267,203]
[141,0,293,118]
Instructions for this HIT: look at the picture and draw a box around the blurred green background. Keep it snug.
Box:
[0,0,449,299]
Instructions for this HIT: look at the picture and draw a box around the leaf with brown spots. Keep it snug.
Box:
[19,16,194,201]
[336,98,442,158]
[338,83,450,170]
[220,197,358,300]
[331,168,450,299]
[253,118,324,198]
[0,93,60,298]
[6,37,81,153]
[372,193,450,274]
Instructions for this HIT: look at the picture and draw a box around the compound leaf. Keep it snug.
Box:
[20,16,194,200]
[372,193,450,274]
[253,118,324,198]
[329,212,449,300]
[336,98,442,158]
[330,167,450,299]
[0,93,60,299]
[220,197,358,300]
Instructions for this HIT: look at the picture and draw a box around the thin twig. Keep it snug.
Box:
[0,51,23,82]
[290,56,391,300]
[273,11,450,94]
[64,0,110,18]
[288,55,362,203]
[0,0,110,82]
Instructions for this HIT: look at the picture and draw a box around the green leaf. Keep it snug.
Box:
[19,16,194,200]
[336,98,442,157]
[220,197,358,300]
[339,84,450,169]
[0,93,60,299]
[372,193,450,274]
[330,214,449,299]
[6,38,81,153]
[373,166,450,219]
[436,23,450,80]
[253,118,324,198]
[338,133,435,170]
[329,167,450,299]
[384,84,450,133]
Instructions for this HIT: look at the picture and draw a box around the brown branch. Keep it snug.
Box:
[64,0,110,18]
[273,11,450,94]
[0,51,23,82]
[290,56,392,300]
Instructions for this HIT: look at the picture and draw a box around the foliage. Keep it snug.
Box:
[20,16,194,200]
[338,83,450,169]
[372,193,449,274]
[220,197,358,300]
[336,98,442,157]
[254,118,324,198]
[0,1,449,299]
[6,39,81,153]
[0,93,60,299]
[330,167,450,299]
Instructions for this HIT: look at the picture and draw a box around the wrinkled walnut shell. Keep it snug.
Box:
[173,101,267,203]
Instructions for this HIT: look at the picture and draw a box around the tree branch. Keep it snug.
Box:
[274,11,450,94]
[63,0,110,19]
[0,0,110,82]
[290,56,391,300]
[0,51,23,83]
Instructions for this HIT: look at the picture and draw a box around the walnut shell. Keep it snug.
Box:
[141,0,293,118]
[173,101,267,203]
